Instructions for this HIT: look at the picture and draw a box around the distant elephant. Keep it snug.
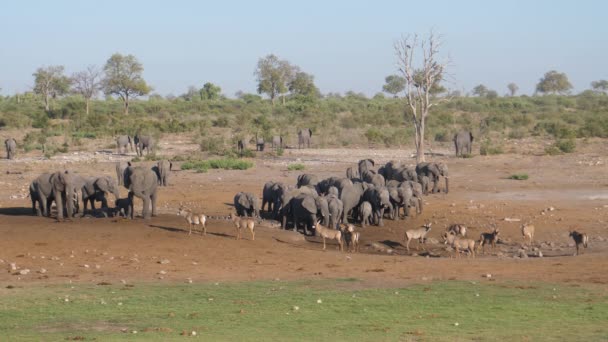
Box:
[362,186,393,226]
[153,160,172,186]
[234,192,260,218]
[116,135,133,154]
[359,201,372,227]
[380,160,402,180]
[81,176,121,213]
[391,166,418,182]
[272,136,283,149]
[454,131,474,156]
[115,161,131,186]
[5,138,17,160]
[340,182,370,224]
[298,128,312,149]
[358,159,375,176]
[31,170,77,220]
[237,139,246,155]
[316,177,352,197]
[282,193,328,235]
[123,166,158,219]
[346,166,360,181]
[325,194,343,229]
[362,170,385,188]
[416,162,449,194]
[256,137,265,151]
[387,183,418,219]
[262,181,287,216]
[134,135,154,156]
[297,173,319,188]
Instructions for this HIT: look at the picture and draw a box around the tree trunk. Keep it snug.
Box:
[124,94,129,115]
[44,93,50,112]
[85,98,90,115]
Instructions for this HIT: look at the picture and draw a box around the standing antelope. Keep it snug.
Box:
[478,227,500,254]
[314,220,343,252]
[340,223,360,253]
[443,231,476,258]
[177,206,207,236]
[230,213,256,241]
[521,224,535,246]
[403,223,432,252]
[569,230,588,256]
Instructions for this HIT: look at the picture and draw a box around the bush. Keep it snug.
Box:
[509,173,529,180]
[287,163,305,171]
[556,139,576,153]
[181,158,254,173]
[480,139,504,155]
[276,147,284,156]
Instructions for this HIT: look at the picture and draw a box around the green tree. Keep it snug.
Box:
[71,65,102,115]
[507,82,519,96]
[591,80,608,94]
[382,75,406,97]
[536,70,572,95]
[472,84,488,97]
[102,53,151,114]
[288,71,319,98]
[486,90,498,99]
[254,54,294,106]
[200,82,222,100]
[181,86,199,101]
[33,65,71,112]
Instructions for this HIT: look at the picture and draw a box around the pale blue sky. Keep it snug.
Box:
[1,0,606,97]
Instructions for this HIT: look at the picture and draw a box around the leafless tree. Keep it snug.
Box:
[395,31,450,163]
[71,65,102,115]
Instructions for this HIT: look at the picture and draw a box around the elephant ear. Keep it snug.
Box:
[237,194,250,208]
[469,132,474,142]
[368,159,375,166]
[308,128,312,137]
[302,195,317,213]
[169,162,173,171]
[95,177,110,192]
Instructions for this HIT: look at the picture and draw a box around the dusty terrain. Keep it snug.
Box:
[1,135,608,288]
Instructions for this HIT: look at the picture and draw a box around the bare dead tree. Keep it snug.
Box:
[71,65,102,115]
[395,32,450,163]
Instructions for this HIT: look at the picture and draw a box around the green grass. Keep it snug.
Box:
[0,280,606,341]
[181,158,254,173]
[509,173,529,180]
[287,163,305,171]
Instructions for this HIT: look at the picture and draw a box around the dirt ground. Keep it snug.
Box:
[1,135,608,288]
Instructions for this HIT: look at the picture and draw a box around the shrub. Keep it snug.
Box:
[509,173,529,180]
[181,158,253,173]
[276,147,284,156]
[556,139,576,153]
[480,139,504,155]
[287,163,305,171]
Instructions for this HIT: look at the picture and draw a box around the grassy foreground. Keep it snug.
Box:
[0,279,606,341]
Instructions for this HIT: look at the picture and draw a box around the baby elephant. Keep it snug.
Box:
[114,197,133,218]
[569,230,588,256]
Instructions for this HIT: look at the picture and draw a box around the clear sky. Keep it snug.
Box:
[1,0,606,97]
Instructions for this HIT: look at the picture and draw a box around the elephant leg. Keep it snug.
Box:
[151,191,157,217]
[55,191,64,220]
[40,195,48,217]
[378,208,384,226]
[142,196,151,219]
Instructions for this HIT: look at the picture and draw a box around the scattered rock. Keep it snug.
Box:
[158,259,170,265]
[18,269,30,275]
[517,249,528,258]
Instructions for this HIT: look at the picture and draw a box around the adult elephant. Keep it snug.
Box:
[340,182,370,224]
[116,135,133,154]
[387,183,418,219]
[358,159,375,176]
[5,138,17,160]
[454,131,474,157]
[256,137,265,151]
[153,160,172,186]
[416,162,449,194]
[282,193,328,235]
[81,176,121,214]
[345,166,360,181]
[297,173,319,188]
[234,192,260,218]
[362,170,385,188]
[362,186,393,226]
[115,161,130,186]
[272,136,283,149]
[262,181,287,215]
[123,166,158,219]
[134,134,154,156]
[391,166,418,182]
[298,128,312,149]
[31,170,77,220]
[380,160,402,180]
[325,194,343,229]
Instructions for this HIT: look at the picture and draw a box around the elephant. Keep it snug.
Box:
[387,183,418,219]
[30,175,80,218]
[362,170,385,188]
[297,128,312,149]
[153,160,172,186]
[417,174,430,195]
[234,192,260,218]
[317,177,352,197]
[31,170,77,220]
[340,182,370,224]
[272,136,283,149]
[416,162,449,194]
[282,193,328,235]
[403,180,424,214]
[134,134,154,156]
[362,186,393,226]
[123,166,158,219]
[346,166,360,181]
[81,176,121,214]
[391,166,418,182]
[116,135,133,154]
[359,201,372,227]
[358,159,375,176]
[114,197,132,218]
[454,131,474,157]
[256,137,265,151]
[297,173,319,188]
[115,161,130,186]
[262,181,288,216]
[380,160,403,180]
[237,139,246,156]
[5,138,17,160]
[327,186,339,198]
[325,194,343,229]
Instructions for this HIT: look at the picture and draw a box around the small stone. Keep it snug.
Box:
[9,263,17,271]
[454,322,459,326]
[118,302,123,306]
[317,299,322,304]
[293,306,300,311]
[159,259,170,265]
[18,269,30,275]
[158,270,167,275]
[39,268,47,274]
[484,274,492,278]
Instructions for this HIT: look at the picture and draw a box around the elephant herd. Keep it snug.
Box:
[116,134,154,157]
[28,159,172,221]
[238,158,449,236]
[235,128,313,153]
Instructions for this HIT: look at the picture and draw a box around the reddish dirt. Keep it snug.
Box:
[1,136,608,288]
